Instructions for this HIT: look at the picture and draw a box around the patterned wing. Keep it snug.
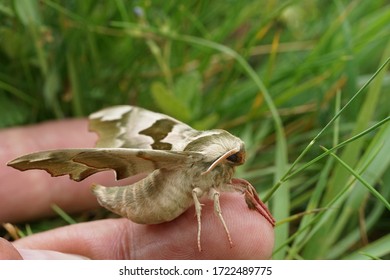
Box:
[89,105,202,151]
[7,148,203,182]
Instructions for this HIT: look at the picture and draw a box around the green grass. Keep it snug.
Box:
[1,0,389,259]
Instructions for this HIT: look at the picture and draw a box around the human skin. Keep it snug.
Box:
[0,119,274,259]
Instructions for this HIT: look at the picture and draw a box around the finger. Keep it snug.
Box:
[14,193,274,259]
[17,249,89,260]
[0,119,111,223]
[0,238,23,260]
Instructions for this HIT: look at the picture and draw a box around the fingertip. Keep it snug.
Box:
[189,193,275,259]
[128,192,275,259]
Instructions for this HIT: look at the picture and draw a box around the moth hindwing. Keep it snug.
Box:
[7,105,275,252]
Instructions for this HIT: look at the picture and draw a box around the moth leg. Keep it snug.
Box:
[192,187,204,252]
[230,178,275,226]
[209,188,233,248]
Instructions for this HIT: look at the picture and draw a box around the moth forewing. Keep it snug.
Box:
[7,148,202,181]
[89,105,196,150]
[7,105,275,252]
[7,149,105,182]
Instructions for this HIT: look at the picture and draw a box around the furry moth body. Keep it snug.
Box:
[8,105,275,251]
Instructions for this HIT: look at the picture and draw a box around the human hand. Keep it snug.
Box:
[0,120,274,259]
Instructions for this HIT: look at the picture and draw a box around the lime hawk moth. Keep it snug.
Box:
[8,105,275,251]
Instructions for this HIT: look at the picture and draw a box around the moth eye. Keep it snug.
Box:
[227,153,240,163]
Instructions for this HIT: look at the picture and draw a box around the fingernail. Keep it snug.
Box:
[18,249,90,260]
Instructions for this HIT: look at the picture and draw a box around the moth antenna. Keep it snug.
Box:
[201,148,240,175]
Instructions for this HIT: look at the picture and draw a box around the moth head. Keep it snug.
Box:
[184,129,246,175]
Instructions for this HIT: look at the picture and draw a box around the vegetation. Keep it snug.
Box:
[1,0,389,259]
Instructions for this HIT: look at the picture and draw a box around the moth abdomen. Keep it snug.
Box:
[91,169,194,224]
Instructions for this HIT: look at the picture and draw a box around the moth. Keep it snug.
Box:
[8,105,275,251]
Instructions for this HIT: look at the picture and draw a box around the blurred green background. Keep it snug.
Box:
[1,0,389,259]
